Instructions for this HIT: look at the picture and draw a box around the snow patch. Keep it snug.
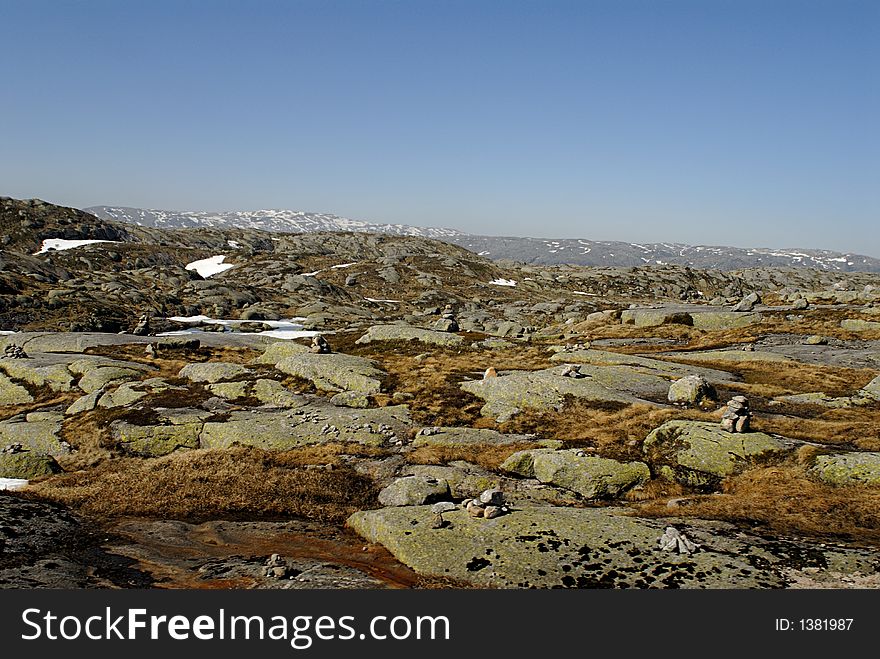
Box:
[488,278,517,287]
[185,255,234,278]
[34,238,115,255]
[0,478,28,491]
[161,316,320,340]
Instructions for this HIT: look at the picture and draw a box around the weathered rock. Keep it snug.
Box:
[329,391,372,408]
[665,349,794,364]
[689,311,763,330]
[501,449,650,499]
[841,319,880,332]
[199,405,411,449]
[377,476,451,506]
[0,448,60,479]
[0,417,68,457]
[620,309,693,327]
[347,505,879,588]
[275,353,384,394]
[110,420,202,457]
[667,375,717,406]
[355,324,464,347]
[97,378,177,409]
[549,348,735,383]
[461,367,644,421]
[732,292,761,312]
[0,373,34,405]
[207,381,250,400]
[178,362,251,383]
[643,420,795,488]
[255,341,312,364]
[861,375,880,401]
[0,357,76,392]
[413,427,536,448]
[803,335,828,345]
[251,379,308,408]
[811,452,880,487]
[65,389,103,415]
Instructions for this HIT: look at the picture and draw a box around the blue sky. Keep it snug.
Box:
[1,0,877,255]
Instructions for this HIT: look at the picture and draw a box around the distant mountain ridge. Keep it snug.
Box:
[85,205,880,273]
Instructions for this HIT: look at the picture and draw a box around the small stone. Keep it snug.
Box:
[483,367,498,380]
[431,501,457,514]
[483,506,501,519]
[479,487,504,506]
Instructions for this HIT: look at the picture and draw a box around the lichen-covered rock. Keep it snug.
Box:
[668,375,717,406]
[65,389,103,415]
[377,476,451,506]
[461,367,644,421]
[841,318,880,332]
[275,353,384,394]
[665,349,794,364]
[0,449,60,479]
[207,381,250,400]
[329,391,371,408]
[0,357,76,392]
[549,349,735,383]
[811,452,880,486]
[412,427,536,448]
[690,311,763,330]
[255,341,311,364]
[199,404,411,450]
[643,420,795,487]
[501,448,650,499]
[347,505,879,588]
[98,378,178,409]
[620,309,693,327]
[251,379,307,408]
[178,362,251,383]
[0,417,68,457]
[355,324,464,347]
[110,420,202,457]
[0,373,33,405]
[862,375,880,401]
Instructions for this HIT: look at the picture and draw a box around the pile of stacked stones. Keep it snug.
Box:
[132,314,150,336]
[2,345,27,359]
[310,334,331,353]
[559,364,585,378]
[463,488,509,519]
[433,304,459,333]
[263,554,294,579]
[720,395,752,433]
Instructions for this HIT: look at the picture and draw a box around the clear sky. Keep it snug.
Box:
[1,0,877,255]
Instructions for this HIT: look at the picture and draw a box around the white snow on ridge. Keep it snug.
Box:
[185,255,234,278]
[0,478,28,491]
[365,297,400,303]
[489,278,517,287]
[34,238,116,255]
[330,262,358,269]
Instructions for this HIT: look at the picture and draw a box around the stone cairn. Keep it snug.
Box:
[2,344,28,359]
[462,488,509,520]
[433,304,459,333]
[132,314,151,336]
[310,334,331,354]
[263,553,295,579]
[657,526,699,555]
[720,395,752,433]
[559,363,586,378]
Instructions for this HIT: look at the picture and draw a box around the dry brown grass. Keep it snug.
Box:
[27,447,378,523]
[635,465,880,543]
[499,401,713,461]
[752,409,880,451]
[372,346,550,427]
[407,442,542,471]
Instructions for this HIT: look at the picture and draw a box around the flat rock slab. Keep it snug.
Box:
[0,373,34,405]
[0,332,272,354]
[659,349,796,365]
[461,367,647,421]
[179,362,252,383]
[275,353,385,394]
[841,319,880,332]
[412,427,538,448]
[255,341,311,364]
[0,355,78,392]
[0,417,68,456]
[550,348,736,383]
[355,324,464,347]
[347,505,879,588]
[199,404,412,450]
[643,420,796,487]
[811,452,880,486]
[620,309,762,330]
[501,448,650,499]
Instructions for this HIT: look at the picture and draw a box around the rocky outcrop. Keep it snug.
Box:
[377,476,451,507]
[810,452,880,486]
[643,420,795,488]
[501,448,650,499]
[274,353,385,394]
[355,324,464,347]
[347,505,878,588]
[178,362,251,383]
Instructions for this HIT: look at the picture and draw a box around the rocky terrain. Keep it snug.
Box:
[87,204,880,272]
[3,195,880,589]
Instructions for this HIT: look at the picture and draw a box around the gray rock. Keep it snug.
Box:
[178,362,251,383]
[378,476,451,506]
[732,292,761,312]
[501,448,650,499]
[0,373,34,405]
[275,353,385,394]
[667,375,717,406]
[355,324,464,347]
[811,452,880,486]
